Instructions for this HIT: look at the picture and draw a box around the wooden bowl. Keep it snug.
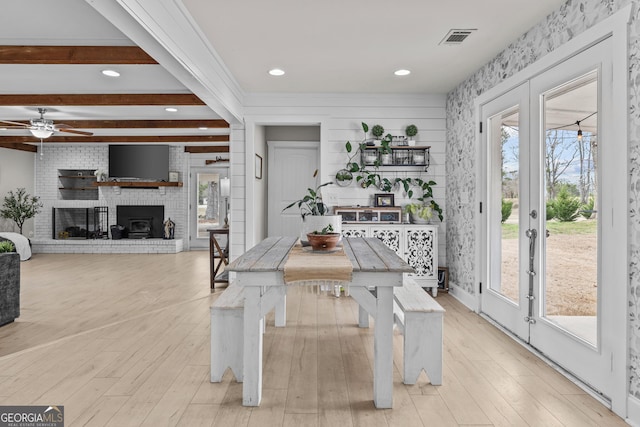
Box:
[306,232,341,251]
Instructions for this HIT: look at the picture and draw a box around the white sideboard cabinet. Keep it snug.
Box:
[342,224,438,296]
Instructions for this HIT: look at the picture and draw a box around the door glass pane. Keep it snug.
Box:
[197,172,221,239]
[488,105,520,304]
[542,71,598,345]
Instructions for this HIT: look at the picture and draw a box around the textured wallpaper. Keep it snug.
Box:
[445,0,640,394]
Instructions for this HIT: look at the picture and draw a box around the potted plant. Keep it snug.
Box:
[282,171,342,244]
[404,203,434,224]
[405,124,418,146]
[0,188,43,234]
[0,240,20,326]
[335,169,353,187]
[371,124,385,146]
[306,224,341,251]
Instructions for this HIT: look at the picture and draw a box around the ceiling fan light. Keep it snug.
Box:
[30,128,53,138]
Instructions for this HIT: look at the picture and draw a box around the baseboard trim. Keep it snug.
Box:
[627,395,640,426]
[447,281,476,311]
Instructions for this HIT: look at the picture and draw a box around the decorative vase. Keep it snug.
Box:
[306,233,341,251]
[410,213,432,224]
[300,215,342,245]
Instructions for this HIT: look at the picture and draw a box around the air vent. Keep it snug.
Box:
[439,29,476,45]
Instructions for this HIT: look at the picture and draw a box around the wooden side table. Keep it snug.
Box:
[208,228,229,290]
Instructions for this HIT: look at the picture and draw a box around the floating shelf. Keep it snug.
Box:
[93,181,183,188]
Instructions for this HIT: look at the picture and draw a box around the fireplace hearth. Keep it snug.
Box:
[116,206,164,239]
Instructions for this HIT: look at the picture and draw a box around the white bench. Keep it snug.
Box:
[393,278,445,385]
[210,282,244,382]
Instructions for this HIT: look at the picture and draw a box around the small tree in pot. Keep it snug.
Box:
[0,188,43,234]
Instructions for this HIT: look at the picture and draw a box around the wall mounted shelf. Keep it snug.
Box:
[93,181,183,195]
[93,181,183,188]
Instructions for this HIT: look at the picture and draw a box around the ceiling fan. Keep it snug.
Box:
[0,108,93,138]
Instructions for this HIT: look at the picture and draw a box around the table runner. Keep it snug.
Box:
[283,242,353,285]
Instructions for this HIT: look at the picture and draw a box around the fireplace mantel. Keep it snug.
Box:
[93,181,183,188]
[94,181,183,195]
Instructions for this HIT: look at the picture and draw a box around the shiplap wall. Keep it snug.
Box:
[239,93,447,266]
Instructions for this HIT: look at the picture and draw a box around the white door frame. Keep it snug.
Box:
[188,165,229,249]
[474,5,630,415]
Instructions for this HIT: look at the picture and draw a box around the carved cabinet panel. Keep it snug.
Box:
[342,224,438,292]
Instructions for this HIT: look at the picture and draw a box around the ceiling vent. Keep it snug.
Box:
[439,29,476,45]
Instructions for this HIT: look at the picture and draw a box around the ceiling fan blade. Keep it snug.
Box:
[57,128,94,136]
[0,120,28,127]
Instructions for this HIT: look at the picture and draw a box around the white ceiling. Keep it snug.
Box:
[0,0,569,142]
[183,0,567,94]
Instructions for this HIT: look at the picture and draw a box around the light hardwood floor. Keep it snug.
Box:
[0,252,627,426]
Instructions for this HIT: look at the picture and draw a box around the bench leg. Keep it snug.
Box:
[211,309,244,383]
[358,305,369,328]
[403,313,443,385]
[275,294,286,327]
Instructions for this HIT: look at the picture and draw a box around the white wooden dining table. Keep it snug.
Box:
[226,236,414,409]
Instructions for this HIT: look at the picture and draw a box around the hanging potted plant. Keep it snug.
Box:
[282,170,342,244]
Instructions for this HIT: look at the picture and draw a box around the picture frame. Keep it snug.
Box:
[437,267,449,292]
[255,154,263,179]
[168,171,179,182]
[374,193,394,207]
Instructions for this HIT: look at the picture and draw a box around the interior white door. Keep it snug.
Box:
[480,37,616,399]
[189,166,229,249]
[267,141,319,237]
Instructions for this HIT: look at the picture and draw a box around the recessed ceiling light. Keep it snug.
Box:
[165,107,178,112]
[394,69,411,76]
[0,128,6,131]
[269,68,285,76]
[198,127,208,130]
[101,69,120,77]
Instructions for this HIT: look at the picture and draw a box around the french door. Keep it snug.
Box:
[480,37,616,398]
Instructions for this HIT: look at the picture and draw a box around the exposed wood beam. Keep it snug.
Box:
[2,119,229,129]
[0,46,157,64]
[0,135,228,143]
[184,146,230,153]
[0,94,205,106]
[0,142,37,152]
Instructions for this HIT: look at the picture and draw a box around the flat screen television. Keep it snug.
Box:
[108,145,170,181]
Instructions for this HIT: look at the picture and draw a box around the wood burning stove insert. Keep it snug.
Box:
[116,205,164,239]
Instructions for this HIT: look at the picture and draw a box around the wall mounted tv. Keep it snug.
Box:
[108,145,170,181]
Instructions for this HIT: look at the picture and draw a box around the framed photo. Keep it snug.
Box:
[437,267,449,292]
[255,154,263,179]
[374,193,394,207]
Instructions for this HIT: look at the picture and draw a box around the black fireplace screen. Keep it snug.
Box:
[53,207,108,239]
